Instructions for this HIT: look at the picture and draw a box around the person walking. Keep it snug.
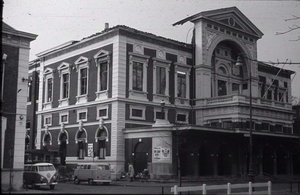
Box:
[128,162,135,182]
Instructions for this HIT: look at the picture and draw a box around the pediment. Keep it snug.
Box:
[75,56,88,65]
[173,7,263,39]
[57,62,70,70]
[94,49,109,59]
[43,67,54,75]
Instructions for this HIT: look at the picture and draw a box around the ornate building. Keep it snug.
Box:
[26,7,298,179]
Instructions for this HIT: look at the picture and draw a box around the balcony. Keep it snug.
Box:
[196,94,292,110]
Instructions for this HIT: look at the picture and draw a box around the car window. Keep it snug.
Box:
[83,165,87,169]
[31,166,37,172]
[38,165,56,171]
[98,165,109,170]
[87,165,91,169]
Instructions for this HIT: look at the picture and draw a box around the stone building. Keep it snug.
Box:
[1,22,37,191]
[26,7,299,180]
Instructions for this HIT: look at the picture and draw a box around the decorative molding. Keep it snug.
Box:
[206,31,217,50]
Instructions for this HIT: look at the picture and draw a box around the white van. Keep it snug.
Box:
[73,163,111,185]
[23,163,58,190]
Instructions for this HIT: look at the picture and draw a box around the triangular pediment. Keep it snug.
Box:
[74,56,88,65]
[173,7,263,39]
[94,49,109,59]
[43,68,54,75]
[57,62,70,70]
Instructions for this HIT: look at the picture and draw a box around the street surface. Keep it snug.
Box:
[3,180,300,194]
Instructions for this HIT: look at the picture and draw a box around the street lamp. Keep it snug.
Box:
[236,54,255,183]
[160,100,165,120]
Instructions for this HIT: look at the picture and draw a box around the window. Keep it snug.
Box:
[79,112,86,120]
[44,115,52,126]
[46,78,53,102]
[130,105,145,120]
[177,114,186,122]
[153,57,171,103]
[61,115,68,123]
[77,108,88,122]
[97,105,108,120]
[267,90,272,100]
[58,62,70,106]
[62,73,69,99]
[156,66,166,95]
[176,110,188,123]
[75,56,89,104]
[94,50,110,100]
[218,80,227,96]
[99,62,108,91]
[262,122,269,131]
[80,68,87,95]
[133,62,143,91]
[59,111,69,124]
[177,72,186,98]
[232,83,240,94]
[175,62,190,105]
[43,68,54,109]
[129,52,149,101]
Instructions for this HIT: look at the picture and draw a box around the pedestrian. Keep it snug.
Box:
[128,162,135,182]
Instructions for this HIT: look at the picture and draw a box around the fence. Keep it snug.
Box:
[171,181,271,195]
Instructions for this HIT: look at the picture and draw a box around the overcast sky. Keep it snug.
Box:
[3,0,300,98]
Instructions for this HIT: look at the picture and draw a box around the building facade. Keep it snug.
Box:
[27,7,299,180]
[1,22,37,191]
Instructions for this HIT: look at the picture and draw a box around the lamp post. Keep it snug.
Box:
[236,54,255,183]
[160,100,165,120]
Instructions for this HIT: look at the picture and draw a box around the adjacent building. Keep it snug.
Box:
[1,22,37,191]
[26,7,299,180]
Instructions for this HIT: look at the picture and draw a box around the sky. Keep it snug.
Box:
[3,0,300,99]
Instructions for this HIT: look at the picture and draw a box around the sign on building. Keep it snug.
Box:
[161,147,170,160]
[88,143,93,157]
[153,146,161,160]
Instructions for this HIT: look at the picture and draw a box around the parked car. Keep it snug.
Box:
[73,162,112,185]
[23,163,58,190]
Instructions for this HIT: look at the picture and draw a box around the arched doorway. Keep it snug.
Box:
[134,142,149,175]
[43,134,51,150]
[96,129,107,159]
[76,131,87,159]
[25,135,30,150]
[59,131,68,165]
[218,143,231,176]
[262,146,273,175]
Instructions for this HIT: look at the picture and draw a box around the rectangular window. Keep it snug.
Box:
[262,122,269,131]
[132,62,143,91]
[61,115,68,123]
[45,117,51,125]
[132,109,143,117]
[100,62,108,91]
[78,142,84,159]
[62,73,69,99]
[232,83,239,94]
[279,92,284,102]
[156,66,166,95]
[47,78,53,102]
[218,80,227,96]
[79,112,86,120]
[242,83,248,90]
[99,109,107,117]
[177,114,186,122]
[267,90,272,100]
[80,68,87,95]
[177,72,186,98]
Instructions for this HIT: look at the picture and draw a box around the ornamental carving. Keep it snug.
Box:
[246,44,254,58]
[135,45,143,54]
[206,31,217,50]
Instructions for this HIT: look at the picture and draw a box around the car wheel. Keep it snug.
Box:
[74,177,80,185]
[88,179,94,185]
[49,185,55,190]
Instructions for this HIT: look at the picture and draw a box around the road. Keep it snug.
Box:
[3,180,300,194]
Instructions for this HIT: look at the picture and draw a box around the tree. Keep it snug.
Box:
[276,15,300,41]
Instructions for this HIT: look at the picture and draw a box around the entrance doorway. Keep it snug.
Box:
[134,142,148,174]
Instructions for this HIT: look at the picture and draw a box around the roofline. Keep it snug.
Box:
[173,6,263,38]
[258,61,295,75]
[36,25,192,59]
[2,22,37,40]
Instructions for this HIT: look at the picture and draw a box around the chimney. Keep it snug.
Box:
[105,23,109,30]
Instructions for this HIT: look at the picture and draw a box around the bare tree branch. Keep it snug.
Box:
[276,25,300,35]
[284,15,300,21]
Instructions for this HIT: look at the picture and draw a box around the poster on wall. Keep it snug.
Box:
[161,148,170,160]
[88,143,93,157]
[153,146,161,160]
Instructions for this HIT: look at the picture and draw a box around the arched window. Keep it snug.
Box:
[97,130,107,159]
